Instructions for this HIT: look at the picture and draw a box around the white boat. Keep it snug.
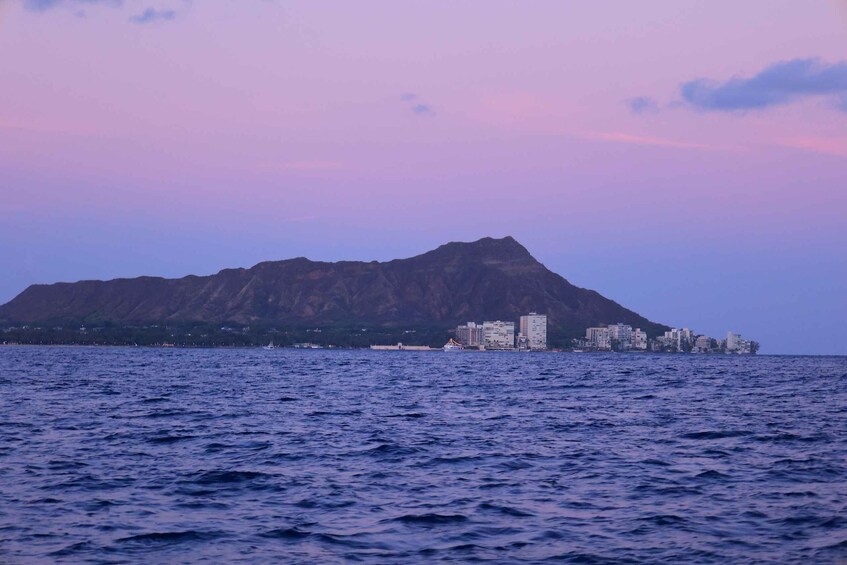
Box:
[442,338,463,352]
[263,341,275,350]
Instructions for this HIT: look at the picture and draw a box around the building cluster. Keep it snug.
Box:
[455,313,547,351]
[578,324,759,354]
[722,332,759,354]
[655,329,759,354]
[581,324,648,351]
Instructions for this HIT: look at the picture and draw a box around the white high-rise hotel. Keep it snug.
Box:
[455,313,546,350]
[520,313,548,350]
[482,321,515,349]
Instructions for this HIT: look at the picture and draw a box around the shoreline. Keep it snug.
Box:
[0,342,785,355]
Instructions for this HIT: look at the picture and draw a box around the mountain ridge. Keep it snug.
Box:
[0,236,668,344]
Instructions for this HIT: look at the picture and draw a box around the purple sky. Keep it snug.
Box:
[1,1,846,354]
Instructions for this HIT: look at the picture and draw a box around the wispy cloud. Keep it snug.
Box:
[23,0,61,10]
[585,131,733,151]
[776,137,847,158]
[411,104,433,115]
[627,96,659,115]
[400,92,434,116]
[681,58,847,112]
[129,7,176,24]
[22,0,179,24]
[23,0,122,12]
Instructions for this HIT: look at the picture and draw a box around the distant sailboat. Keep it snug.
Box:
[263,341,275,350]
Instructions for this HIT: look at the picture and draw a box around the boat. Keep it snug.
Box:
[442,338,464,352]
[263,341,275,350]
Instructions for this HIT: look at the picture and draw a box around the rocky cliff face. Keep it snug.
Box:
[0,236,668,340]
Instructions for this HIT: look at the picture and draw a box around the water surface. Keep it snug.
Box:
[1,347,845,563]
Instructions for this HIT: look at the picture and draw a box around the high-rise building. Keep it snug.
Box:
[632,328,648,350]
[482,321,515,350]
[586,327,611,350]
[520,313,547,350]
[694,335,712,352]
[608,323,633,349]
[726,331,742,351]
[664,328,695,351]
[455,322,484,347]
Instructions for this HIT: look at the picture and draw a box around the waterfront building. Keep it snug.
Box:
[725,331,758,354]
[662,330,679,351]
[608,323,633,350]
[520,313,548,350]
[738,340,756,354]
[456,322,484,347]
[632,329,648,350]
[652,336,673,351]
[725,331,743,351]
[482,321,515,350]
[663,328,695,351]
[516,333,530,351]
[694,335,712,353]
[585,327,611,350]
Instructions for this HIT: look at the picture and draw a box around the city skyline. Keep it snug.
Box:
[1,1,845,354]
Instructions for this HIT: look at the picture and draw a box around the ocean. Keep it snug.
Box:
[1,347,845,563]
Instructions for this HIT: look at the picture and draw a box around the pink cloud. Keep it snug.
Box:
[777,136,847,158]
[585,131,734,151]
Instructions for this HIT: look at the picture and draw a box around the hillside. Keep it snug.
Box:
[0,237,668,343]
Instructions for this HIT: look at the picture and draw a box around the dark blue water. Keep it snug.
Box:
[1,348,845,563]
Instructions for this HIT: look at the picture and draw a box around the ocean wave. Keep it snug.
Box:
[1,348,845,563]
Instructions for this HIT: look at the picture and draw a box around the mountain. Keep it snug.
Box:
[0,237,668,344]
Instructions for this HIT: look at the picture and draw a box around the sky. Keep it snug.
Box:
[1,0,846,354]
